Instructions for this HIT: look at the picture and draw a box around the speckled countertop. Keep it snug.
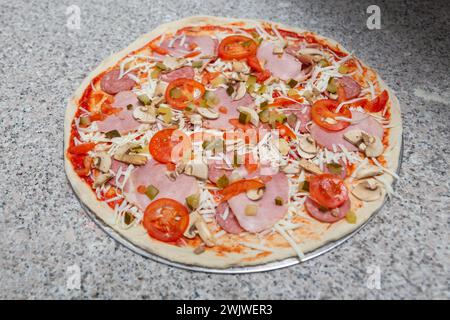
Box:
[0,0,449,299]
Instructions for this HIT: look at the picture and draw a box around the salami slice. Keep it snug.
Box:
[100,69,136,95]
[160,66,195,82]
[215,202,244,234]
[304,197,350,223]
[338,76,361,100]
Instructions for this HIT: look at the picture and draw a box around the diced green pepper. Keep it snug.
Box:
[185,193,200,210]
[326,162,342,175]
[318,59,330,67]
[151,68,161,79]
[287,79,298,88]
[216,175,229,189]
[137,94,151,105]
[126,104,134,110]
[155,62,167,70]
[274,196,284,206]
[145,184,159,200]
[257,85,267,94]
[247,75,257,87]
[105,130,121,139]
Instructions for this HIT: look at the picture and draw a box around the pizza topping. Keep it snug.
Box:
[364,90,389,113]
[309,174,348,209]
[185,193,200,210]
[124,159,199,211]
[298,158,322,175]
[246,187,265,201]
[351,179,382,202]
[299,134,318,154]
[92,152,112,173]
[354,165,384,180]
[256,41,303,81]
[343,129,384,157]
[100,69,136,95]
[218,35,257,60]
[228,173,289,233]
[310,111,383,151]
[183,211,215,246]
[149,128,190,164]
[245,204,258,216]
[93,173,114,188]
[311,99,352,131]
[143,198,189,242]
[304,197,350,223]
[184,160,208,180]
[337,76,362,101]
[215,202,244,234]
[197,106,219,119]
[165,78,205,110]
[132,105,156,123]
[160,66,195,82]
[113,143,147,165]
[68,142,96,155]
[144,184,160,200]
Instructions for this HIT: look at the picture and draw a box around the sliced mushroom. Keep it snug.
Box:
[93,152,112,173]
[184,160,208,180]
[299,134,318,154]
[364,135,384,157]
[298,158,322,175]
[296,148,317,159]
[233,81,247,101]
[114,143,147,165]
[298,48,325,57]
[343,130,363,145]
[93,173,113,188]
[246,188,265,201]
[352,179,382,202]
[276,138,290,156]
[237,106,259,126]
[133,106,156,123]
[189,114,203,125]
[162,56,186,70]
[355,165,384,179]
[183,212,215,246]
[281,162,300,174]
[197,107,219,119]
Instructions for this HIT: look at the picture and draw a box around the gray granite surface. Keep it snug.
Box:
[0,0,449,299]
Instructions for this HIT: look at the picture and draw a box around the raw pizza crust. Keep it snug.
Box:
[64,16,402,268]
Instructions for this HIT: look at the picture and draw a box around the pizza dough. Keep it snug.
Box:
[64,16,402,268]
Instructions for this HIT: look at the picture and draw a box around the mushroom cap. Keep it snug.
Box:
[197,107,219,119]
[352,179,383,202]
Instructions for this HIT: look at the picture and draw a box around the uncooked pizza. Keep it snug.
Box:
[64,16,402,268]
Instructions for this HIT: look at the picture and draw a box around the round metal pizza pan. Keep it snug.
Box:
[76,138,403,274]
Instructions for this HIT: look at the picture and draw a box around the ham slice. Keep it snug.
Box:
[283,104,311,133]
[100,69,136,95]
[338,76,361,100]
[256,41,303,81]
[96,91,142,134]
[123,159,199,211]
[227,173,289,233]
[157,35,217,58]
[304,197,350,223]
[309,111,383,151]
[203,87,255,130]
[109,159,128,186]
[215,202,244,234]
[160,66,195,82]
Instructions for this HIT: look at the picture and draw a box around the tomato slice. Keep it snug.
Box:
[143,198,189,242]
[247,55,264,72]
[220,179,265,202]
[68,142,96,154]
[165,78,205,110]
[149,128,191,164]
[311,99,352,131]
[218,36,258,60]
[365,90,389,113]
[309,174,349,209]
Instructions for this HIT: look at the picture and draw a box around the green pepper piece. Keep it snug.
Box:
[105,130,121,139]
[298,181,310,192]
[287,79,298,88]
[137,94,151,106]
[192,61,203,68]
[327,78,338,94]
[274,196,284,206]
[185,193,200,210]
[345,210,357,224]
[326,162,342,175]
[145,184,159,200]
[216,175,229,189]
[239,111,251,124]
